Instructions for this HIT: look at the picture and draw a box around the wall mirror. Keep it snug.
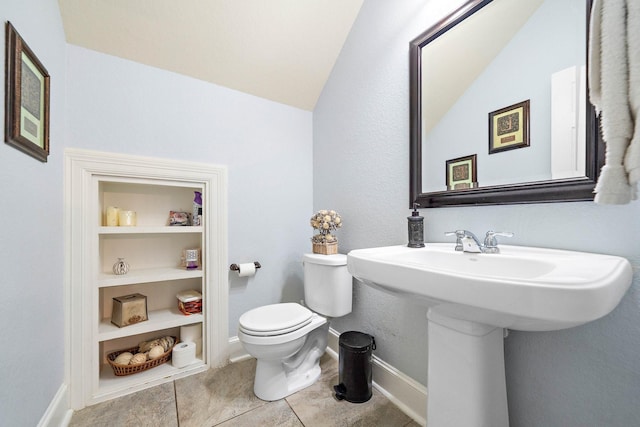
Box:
[410,0,602,208]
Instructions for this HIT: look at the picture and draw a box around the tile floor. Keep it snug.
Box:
[69,354,421,427]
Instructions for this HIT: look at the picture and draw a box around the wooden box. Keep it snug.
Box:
[111,293,148,327]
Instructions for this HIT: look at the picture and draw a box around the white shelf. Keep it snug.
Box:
[97,358,206,402]
[98,267,203,287]
[99,226,203,234]
[99,307,203,341]
[67,150,228,409]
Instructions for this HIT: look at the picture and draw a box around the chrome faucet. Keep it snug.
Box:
[445,230,513,254]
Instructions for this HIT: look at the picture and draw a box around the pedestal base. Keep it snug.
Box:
[427,308,509,427]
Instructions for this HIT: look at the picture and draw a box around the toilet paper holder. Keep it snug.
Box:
[229,262,261,272]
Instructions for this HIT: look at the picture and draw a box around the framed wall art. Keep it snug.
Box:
[488,100,529,155]
[446,154,477,190]
[5,22,50,162]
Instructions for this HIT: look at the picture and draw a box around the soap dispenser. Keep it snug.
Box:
[407,203,425,248]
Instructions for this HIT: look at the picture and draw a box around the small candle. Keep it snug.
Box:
[184,249,199,269]
[118,210,137,226]
[106,206,120,226]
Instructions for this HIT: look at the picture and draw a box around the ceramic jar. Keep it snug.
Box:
[113,258,130,275]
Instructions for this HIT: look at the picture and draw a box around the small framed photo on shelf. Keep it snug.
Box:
[488,100,529,154]
[4,22,50,162]
[446,154,477,190]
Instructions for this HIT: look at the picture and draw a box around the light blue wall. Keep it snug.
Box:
[65,45,314,338]
[424,0,585,191]
[3,1,638,425]
[314,0,640,426]
[0,1,67,426]
[2,3,313,423]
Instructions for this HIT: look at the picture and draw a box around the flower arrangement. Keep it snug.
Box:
[310,210,342,247]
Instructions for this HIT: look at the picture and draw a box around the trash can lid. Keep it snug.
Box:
[339,331,376,351]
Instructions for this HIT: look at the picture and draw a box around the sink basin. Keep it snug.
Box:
[348,243,632,426]
[347,243,633,331]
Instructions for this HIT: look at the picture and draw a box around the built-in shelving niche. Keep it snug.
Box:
[65,148,228,409]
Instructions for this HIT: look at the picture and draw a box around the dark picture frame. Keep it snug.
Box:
[446,154,478,190]
[488,100,529,155]
[4,22,50,162]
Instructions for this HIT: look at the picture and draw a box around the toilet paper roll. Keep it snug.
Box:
[180,324,202,354]
[193,337,202,357]
[180,323,202,342]
[237,262,256,277]
[172,341,197,368]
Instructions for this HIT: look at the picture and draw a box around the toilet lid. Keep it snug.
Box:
[239,303,312,336]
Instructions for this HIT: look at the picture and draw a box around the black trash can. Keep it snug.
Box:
[333,331,376,403]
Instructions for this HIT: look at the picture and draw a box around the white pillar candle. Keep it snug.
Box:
[106,206,120,226]
[118,210,137,226]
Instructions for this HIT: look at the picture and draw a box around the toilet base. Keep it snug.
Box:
[254,359,322,401]
[253,323,329,401]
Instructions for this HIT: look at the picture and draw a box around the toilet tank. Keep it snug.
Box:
[303,253,352,317]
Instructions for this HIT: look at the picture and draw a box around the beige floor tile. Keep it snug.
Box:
[175,358,266,427]
[286,355,414,427]
[69,353,419,427]
[216,399,303,427]
[68,382,178,427]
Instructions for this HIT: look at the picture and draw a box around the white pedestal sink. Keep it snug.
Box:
[347,244,632,427]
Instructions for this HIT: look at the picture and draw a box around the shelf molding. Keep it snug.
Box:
[98,267,203,287]
[96,359,207,404]
[98,308,203,341]
[99,226,204,234]
[65,148,229,410]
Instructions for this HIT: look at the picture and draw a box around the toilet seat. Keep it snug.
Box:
[239,303,313,336]
[238,312,327,346]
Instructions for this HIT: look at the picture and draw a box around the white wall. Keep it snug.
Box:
[314,0,640,426]
[0,1,67,426]
[65,45,314,338]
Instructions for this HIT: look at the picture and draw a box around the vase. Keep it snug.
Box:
[312,241,338,255]
[113,258,130,275]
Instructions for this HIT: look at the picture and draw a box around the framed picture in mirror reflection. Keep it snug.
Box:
[488,100,530,155]
[446,154,477,191]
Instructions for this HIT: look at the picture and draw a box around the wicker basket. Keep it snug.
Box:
[312,241,338,255]
[106,337,176,376]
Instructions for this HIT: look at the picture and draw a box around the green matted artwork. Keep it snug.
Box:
[488,100,530,155]
[446,154,477,190]
[4,22,50,162]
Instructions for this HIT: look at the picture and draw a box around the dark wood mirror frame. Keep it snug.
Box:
[409,0,603,208]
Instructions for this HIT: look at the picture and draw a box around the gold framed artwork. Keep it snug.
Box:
[446,154,477,190]
[4,22,50,162]
[488,100,529,155]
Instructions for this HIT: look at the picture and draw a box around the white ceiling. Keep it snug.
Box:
[57,0,364,111]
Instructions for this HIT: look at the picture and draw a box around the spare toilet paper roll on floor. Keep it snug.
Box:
[236,262,256,277]
[172,341,196,368]
[180,324,202,355]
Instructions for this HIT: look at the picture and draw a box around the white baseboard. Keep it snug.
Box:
[228,335,251,363]
[229,331,427,426]
[38,383,73,427]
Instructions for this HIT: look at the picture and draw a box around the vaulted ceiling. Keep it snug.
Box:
[57,0,364,111]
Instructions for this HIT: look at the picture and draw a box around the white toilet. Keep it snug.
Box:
[237,253,352,401]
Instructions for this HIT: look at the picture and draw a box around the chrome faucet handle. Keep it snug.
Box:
[484,231,513,252]
[445,230,466,251]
